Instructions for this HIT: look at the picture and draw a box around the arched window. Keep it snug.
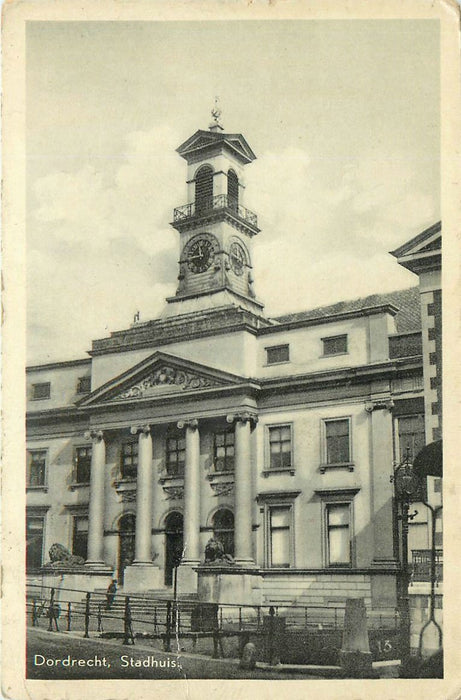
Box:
[212,509,234,556]
[164,512,184,585]
[195,165,214,213]
[227,169,239,209]
[118,513,136,584]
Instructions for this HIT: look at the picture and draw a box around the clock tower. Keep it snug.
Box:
[164,109,264,317]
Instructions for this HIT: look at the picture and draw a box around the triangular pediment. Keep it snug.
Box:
[176,130,256,164]
[390,221,441,258]
[77,352,248,407]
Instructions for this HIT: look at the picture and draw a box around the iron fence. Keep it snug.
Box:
[27,583,400,665]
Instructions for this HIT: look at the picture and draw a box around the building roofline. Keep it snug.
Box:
[26,358,91,373]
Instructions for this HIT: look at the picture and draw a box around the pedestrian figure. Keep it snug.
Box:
[106,579,117,610]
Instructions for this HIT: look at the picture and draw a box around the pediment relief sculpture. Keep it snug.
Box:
[115,364,224,400]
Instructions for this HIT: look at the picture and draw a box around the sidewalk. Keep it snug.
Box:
[27,627,400,680]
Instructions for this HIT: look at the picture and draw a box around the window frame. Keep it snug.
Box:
[322,498,354,568]
[76,376,91,394]
[264,423,294,475]
[315,489,359,568]
[265,344,290,366]
[72,514,89,561]
[320,416,353,472]
[321,334,348,357]
[26,448,48,489]
[31,382,51,400]
[120,440,138,481]
[396,413,426,464]
[213,427,235,473]
[26,511,47,570]
[165,432,186,477]
[73,445,92,485]
[257,491,300,569]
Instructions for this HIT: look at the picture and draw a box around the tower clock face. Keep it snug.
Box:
[185,235,218,274]
[229,241,246,275]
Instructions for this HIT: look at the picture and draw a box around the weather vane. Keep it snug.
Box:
[210,96,223,130]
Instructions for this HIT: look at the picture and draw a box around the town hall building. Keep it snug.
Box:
[26,115,439,611]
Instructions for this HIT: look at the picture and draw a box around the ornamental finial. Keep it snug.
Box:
[209,96,224,131]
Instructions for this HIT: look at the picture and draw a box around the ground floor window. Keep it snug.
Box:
[212,509,234,556]
[325,502,351,566]
[268,505,292,568]
[26,516,45,569]
[72,516,88,560]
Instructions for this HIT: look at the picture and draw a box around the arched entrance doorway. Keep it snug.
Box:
[212,508,235,556]
[118,513,135,585]
[164,512,183,586]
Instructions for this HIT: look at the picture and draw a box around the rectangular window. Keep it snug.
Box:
[269,506,292,567]
[72,516,88,560]
[326,503,351,566]
[214,429,235,472]
[27,450,47,487]
[77,376,91,394]
[121,441,138,480]
[166,435,186,476]
[268,425,292,470]
[26,516,45,569]
[322,335,348,356]
[324,419,350,464]
[32,382,51,400]
[266,344,290,365]
[398,415,425,463]
[75,446,92,483]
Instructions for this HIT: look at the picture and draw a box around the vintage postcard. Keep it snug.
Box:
[2,0,460,698]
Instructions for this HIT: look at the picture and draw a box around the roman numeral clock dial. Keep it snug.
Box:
[229,241,246,275]
[185,235,219,274]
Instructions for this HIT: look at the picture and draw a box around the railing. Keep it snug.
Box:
[411,549,443,584]
[173,194,258,229]
[26,583,400,665]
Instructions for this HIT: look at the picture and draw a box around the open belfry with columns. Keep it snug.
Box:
[26,111,442,611]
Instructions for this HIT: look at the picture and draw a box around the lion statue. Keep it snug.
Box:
[44,543,85,568]
[204,538,235,565]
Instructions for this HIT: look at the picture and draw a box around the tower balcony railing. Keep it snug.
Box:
[173,194,258,229]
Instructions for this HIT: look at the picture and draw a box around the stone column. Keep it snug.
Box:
[85,430,106,566]
[123,425,162,593]
[196,411,263,606]
[177,418,200,593]
[366,396,399,608]
[132,425,153,564]
[229,412,258,566]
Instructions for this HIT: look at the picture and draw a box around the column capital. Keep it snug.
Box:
[365,398,394,413]
[130,424,151,436]
[177,418,199,431]
[84,429,104,442]
[226,411,258,427]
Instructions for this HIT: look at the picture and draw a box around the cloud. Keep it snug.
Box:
[248,145,438,313]
[27,134,438,363]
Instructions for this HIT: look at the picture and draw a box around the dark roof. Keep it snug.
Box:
[274,287,421,334]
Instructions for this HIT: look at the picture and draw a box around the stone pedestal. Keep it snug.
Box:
[196,565,263,606]
[123,564,163,593]
[176,560,200,595]
[40,567,114,602]
[340,597,376,678]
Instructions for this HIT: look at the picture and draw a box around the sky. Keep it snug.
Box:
[26,20,440,364]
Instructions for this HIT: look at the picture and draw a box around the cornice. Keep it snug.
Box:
[26,358,91,373]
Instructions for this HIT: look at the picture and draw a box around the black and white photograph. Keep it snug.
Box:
[2,1,459,697]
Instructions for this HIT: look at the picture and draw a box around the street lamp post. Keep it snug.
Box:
[392,448,420,676]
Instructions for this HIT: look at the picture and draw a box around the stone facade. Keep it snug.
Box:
[26,121,437,614]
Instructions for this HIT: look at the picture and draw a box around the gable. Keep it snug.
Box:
[77,351,248,407]
[176,130,256,164]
